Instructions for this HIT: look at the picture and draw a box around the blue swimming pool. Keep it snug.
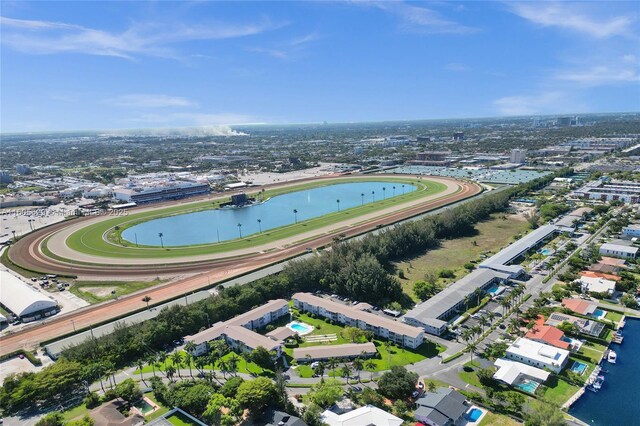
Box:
[466,408,483,422]
[516,380,540,393]
[123,180,417,246]
[539,248,554,256]
[592,309,607,319]
[487,285,504,296]
[571,361,587,375]
[287,321,314,335]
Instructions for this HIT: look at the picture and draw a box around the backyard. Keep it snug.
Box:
[394,213,530,301]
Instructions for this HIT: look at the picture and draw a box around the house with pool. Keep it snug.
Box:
[292,293,425,349]
[493,358,550,394]
[185,299,289,357]
[505,337,570,374]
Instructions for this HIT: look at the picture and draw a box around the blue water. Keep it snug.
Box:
[290,323,309,332]
[539,248,554,256]
[570,361,587,375]
[592,309,607,319]
[570,319,640,425]
[123,181,416,246]
[466,408,482,422]
[515,380,539,393]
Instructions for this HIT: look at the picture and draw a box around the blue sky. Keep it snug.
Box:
[1,1,639,132]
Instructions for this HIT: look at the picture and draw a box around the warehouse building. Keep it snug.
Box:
[0,271,59,322]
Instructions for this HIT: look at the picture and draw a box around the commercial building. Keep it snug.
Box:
[493,358,550,387]
[113,182,210,204]
[321,405,403,426]
[414,387,468,426]
[599,240,638,259]
[622,224,640,239]
[292,293,424,349]
[185,299,289,357]
[505,337,570,373]
[293,342,377,362]
[410,151,452,167]
[479,225,561,278]
[545,312,605,337]
[402,269,508,336]
[510,149,526,164]
[0,271,59,322]
[574,180,640,203]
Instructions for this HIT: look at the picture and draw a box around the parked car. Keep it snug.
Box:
[412,391,420,398]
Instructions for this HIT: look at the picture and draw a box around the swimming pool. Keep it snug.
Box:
[539,248,554,256]
[287,321,314,336]
[487,285,505,296]
[571,361,587,375]
[466,408,483,422]
[515,379,540,393]
[592,309,607,319]
[134,398,155,415]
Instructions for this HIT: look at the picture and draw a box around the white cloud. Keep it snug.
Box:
[556,65,640,85]
[493,91,581,116]
[126,111,256,127]
[250,32,321,60]
[508,2,634,39]
[445,62,468,72]
[103,125,248,137]
[354,1,476,34]
[108,94,195,108]
[0,15,284,59]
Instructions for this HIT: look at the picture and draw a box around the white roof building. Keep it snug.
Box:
[0,271,58,321]
[321,405,403,426]
[578,276,616,294]
[493,358,550,386]
[599,240,639,259]
[505,337,570,374]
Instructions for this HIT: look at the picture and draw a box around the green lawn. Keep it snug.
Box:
[479,412,522,426]
[134,350,271,377]
[287,311,444,377]
[69,279,164,304]
[61,403,91,422]
[394,213,530,301]
[167,412,202,426]
[145,393,171,421]
[458,361,484,388]
[57,177,450,261]
[540,375,580,404]
[603,310,623,323]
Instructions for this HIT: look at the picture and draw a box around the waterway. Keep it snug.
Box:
[569,318,640,425]
[122,181,416,246]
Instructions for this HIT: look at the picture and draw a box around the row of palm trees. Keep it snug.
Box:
[309,354,377,383]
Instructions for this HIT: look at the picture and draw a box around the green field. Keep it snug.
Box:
[394,213,530,301]
[55,177,452,261]
[69,279,164,304]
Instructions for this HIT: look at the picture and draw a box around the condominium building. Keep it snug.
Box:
[292,293,424,349]
[185,299,289,357]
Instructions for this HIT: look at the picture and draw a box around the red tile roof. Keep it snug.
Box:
[525,316,570,350]
[580,271,621,281]
[562,298,598,315]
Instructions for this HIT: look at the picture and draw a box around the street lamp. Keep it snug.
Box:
[372,191,375,202]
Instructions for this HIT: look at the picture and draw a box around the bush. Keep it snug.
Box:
[439,269,456,279]
[84,391,101,409]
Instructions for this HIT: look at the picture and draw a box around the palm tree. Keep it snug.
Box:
[463,295,472,310]
[237,223,242,238]
[372,190,375,201]
[227,354,240,376]
[500,298,511,316]
[170,352,183,378]
[146,353,158,378]
[158,232,164,248]
[392,186,396,196]
[364,359,376,381]
[479,316,489,333]
[142,295,152,310]
[314,362,326,379]
[401,184,405,195]
[361,193,365,206]
[467,341,478,363]
[183,350,194,378]
[157,352,168,375]
[257,218,262,233]
[327,358,339,378]
[487,312,496,326]
[342,363,352,384]
[352,357,364,382]
[136,359,145,384]
[461,329,473,343]
[166,365,176,382]
[382,187,386,199]
[293,209,298,224]
[219,359,229,379]
[96,362,106,393]
[336,199,340,212]
[194,356,206,377]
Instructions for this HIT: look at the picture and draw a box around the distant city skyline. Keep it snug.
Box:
[1,1,639,133]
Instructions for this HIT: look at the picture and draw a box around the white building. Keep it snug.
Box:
[293,293,424,349]
[493,358,550,386]
[321,405,403,426]
[622,225,640,239]
[510,149,527,164]
[0,271,59,322]
[599,240,638,259]
[505,337,570,373]
[578,276,616,295]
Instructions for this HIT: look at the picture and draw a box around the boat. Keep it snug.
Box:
[607,350,617,364]
[589,375,605,391]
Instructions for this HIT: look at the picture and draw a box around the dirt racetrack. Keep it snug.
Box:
[1,175,480,355]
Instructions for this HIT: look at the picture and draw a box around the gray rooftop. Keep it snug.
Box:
[480,225,559,274]
[415,387,467,423]
[403,269,508,324]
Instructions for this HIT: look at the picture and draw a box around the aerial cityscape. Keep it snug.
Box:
[1,2,639,426]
